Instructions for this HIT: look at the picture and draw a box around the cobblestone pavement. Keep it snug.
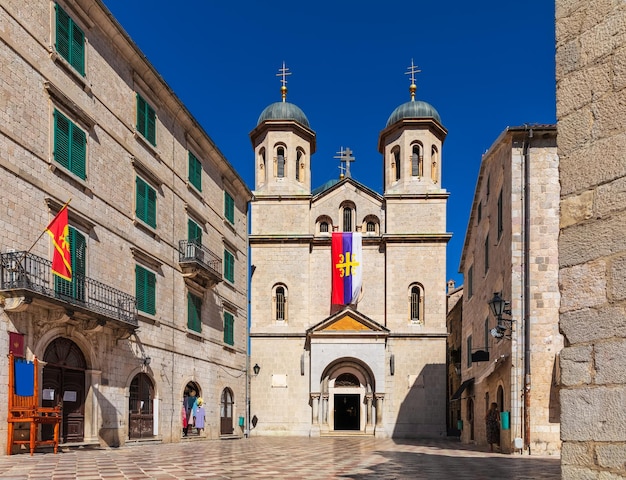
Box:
[0,437,560,479]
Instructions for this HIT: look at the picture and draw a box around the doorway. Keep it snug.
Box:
[333,394,360,430]
[129,373,154,439]
[220,388,234,435]
[42,338,86,443]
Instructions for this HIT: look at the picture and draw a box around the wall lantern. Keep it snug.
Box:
[253,363,260,376]
[488,292,514,340]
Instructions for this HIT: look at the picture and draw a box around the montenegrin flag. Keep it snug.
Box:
[46,205,72,281]
[331,232,362,306]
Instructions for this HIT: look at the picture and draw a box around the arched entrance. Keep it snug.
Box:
[42,338,86,443]
[220,388,234,435]
[129,373,154,439]
[183,381,200,437]
[467,397,475,441]
[321,358,374,434]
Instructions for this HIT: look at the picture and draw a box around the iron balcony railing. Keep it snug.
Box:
[178,240,222,281]
[0,251,137,326]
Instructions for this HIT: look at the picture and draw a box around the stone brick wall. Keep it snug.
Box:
[557,1,626,477]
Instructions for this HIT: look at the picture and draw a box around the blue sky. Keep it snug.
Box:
[103,0,556,286]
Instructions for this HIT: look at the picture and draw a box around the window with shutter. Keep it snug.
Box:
[55,4,85,76]
[187,292,202,332]
[188,219,202,245]
[224,249,234,283]
[135,176,156,228]
[54,227,86,301]
[224,192,234,224]
[54,110,86,179]
[136,94,156,146]
[224,311,234,345]
[135,265,156,315]
[188,152,202,191]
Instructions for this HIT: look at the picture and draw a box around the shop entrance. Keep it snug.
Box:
[333,394,360,430]
[129,373,154,439]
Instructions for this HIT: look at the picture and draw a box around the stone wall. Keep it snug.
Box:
[557,1,626,478]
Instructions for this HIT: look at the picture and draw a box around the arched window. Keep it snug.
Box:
[343,207,352,232]
[276,286,285,320]
[258,148,266,186]
[273,284,288,321]
[409,284,425,323]
[394,149,401,181]
[497,385,505,412]
[296,150,304,182]
[277,146,285,178]
[320,222,329,233]
[366,222,376,232]
[431,146,438,183]
[412,144,423,177]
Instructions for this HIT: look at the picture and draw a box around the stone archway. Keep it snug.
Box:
[318,358,376,434]
[42,337,87,443]
[129,373,154,439]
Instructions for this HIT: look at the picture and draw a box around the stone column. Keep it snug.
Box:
[374,393,386,438]
[365,393,374,434]
[310,393,321,437]
[321,394,329,433]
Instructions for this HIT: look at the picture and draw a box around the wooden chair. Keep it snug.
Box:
[7,353,62,455]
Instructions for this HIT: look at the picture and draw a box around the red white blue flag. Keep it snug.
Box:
[331,232,362,306]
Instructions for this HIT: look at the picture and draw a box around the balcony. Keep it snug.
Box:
[0,251,137,328]
[178,240,222,288]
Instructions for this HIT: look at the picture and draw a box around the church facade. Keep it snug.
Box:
[249,79,450,438]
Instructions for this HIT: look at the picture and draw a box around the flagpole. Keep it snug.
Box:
[16,199,72,266]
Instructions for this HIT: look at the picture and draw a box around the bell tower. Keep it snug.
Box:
[249,63,316,196]
[378,60,447,196]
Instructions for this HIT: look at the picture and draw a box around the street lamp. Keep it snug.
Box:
[488,292,514,340]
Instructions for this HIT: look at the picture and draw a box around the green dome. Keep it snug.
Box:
[386,100,441,127]
[257,101,310,128]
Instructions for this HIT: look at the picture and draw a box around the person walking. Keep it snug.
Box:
[485,402,500,452]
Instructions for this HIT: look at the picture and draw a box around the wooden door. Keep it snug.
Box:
[220,388,233,435]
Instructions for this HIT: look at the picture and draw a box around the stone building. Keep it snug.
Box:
[0,0,250,453]
[446,281,463,437]
[557,2,626,478]
[457,126,561,454]
[248,75,450,437]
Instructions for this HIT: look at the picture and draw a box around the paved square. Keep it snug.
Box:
[0,438,560,479]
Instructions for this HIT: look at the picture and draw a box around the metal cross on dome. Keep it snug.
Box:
[276,61,292,101]
[405,58,421,85]
[334,147,356,178]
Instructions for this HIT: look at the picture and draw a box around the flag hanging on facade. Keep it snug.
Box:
[331,232,362,306]
[46,205,72,281]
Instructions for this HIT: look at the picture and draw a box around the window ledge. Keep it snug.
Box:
[223,218,236,232]
[186,330,204,341]
[137,311,160,326]
[186,181,203,198]
[132,156,164,187]
[222,344,236,353]
[133,131,161,160]
[48,51,91,94]
[133,218,160,241]
[48,162,92,195]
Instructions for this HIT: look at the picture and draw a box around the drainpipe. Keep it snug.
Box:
[523,127,532,454]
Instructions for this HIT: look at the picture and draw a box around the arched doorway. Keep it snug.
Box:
[321,358,373,434]
[183,381,200,437]
[129,373,154,439]
[220,388,234,435]
[333,373,360,430]
[42,338,86,443]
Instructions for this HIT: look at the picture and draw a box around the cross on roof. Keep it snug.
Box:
[334,147,356,178]
[276,61,291,101]
[405,59,421,85]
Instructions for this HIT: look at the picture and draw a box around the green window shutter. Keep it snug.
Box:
[55,5,71,64]
[146,103,156,146]
[188,219,202,245]
[54,227,85,301]
[224,192,234,224]
[54,110,70,170]
[224,250,234,283]
[55,4,85,76]
[70,122,86,179]
[187,292,202,332]
[135,177,156,228]
[188,152,201,191]
[224,311,234,345]
[136,265,156,315]
[70,22,85,76]
[136,94,146,136]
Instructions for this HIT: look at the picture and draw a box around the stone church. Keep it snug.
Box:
[249,72,450,438]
